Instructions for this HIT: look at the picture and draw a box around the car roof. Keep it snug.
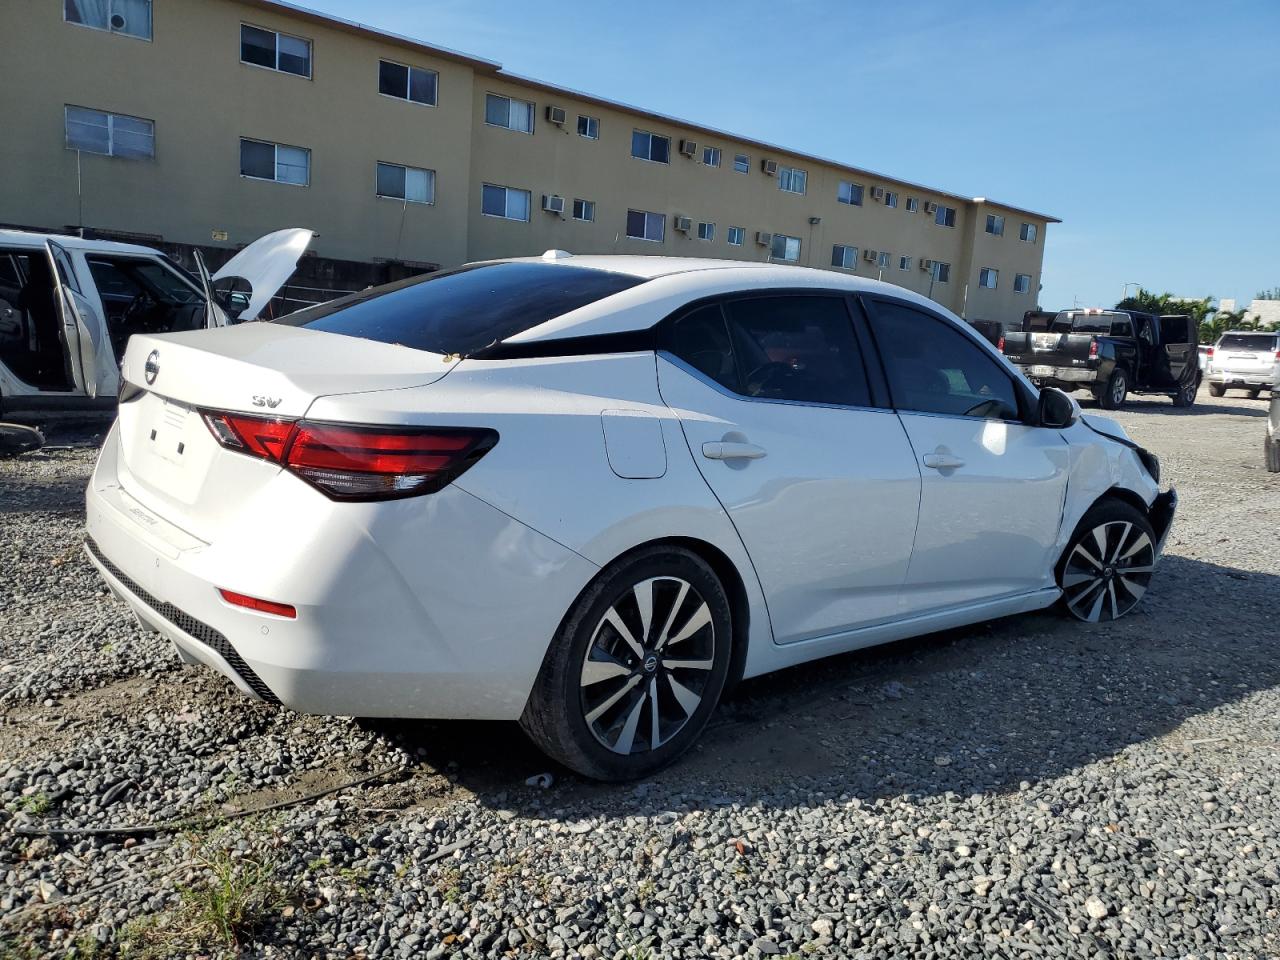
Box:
[487,252,961,344]
[0,229,162,257]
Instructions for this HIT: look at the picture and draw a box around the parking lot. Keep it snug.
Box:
[2,391,1278,958]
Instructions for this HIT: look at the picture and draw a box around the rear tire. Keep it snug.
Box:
[520,545,733,781]
[1267,436,1280,473]
[1099,368,1128,410]
[1208,383,1226,398]
[1057,500,1157,623]
[1171,376,1198,408]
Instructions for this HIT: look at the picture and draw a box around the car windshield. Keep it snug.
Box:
[275,262,646,356]
[1219,333,1277,351]
[1049,311,1124,334]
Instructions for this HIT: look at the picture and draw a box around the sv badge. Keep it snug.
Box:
[251,395,283,409]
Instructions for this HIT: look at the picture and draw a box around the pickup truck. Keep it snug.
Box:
[999,309,1200,409]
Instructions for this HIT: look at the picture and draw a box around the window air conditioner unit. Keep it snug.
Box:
[864,249,878,262]
[870,186,885,201]
[755,231,772,245]
[920,258,934,271]
[924,201,938,215]
[545,105,567,125]
[542,194,565,214]
[679,139,698,157]
[674,215,693,232]
[761,159,778,176]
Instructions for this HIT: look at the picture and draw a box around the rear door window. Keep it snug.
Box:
[277,262,645,356]
[867,299,1021,421]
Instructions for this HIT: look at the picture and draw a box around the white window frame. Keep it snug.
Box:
[935,262,951,283]
[935,205,957,228]
[64,105,154,159]
[733,153,749,174]
[696,221,715,241]
[377,59,438,107]
[1020,222,1038,242]
[884,191,899,209]
[727,226,745,246]
[905,197,919,213]
[239,137,310,186]
[631,130,670,164]
[1014,273,1032,294]
[837,180,863,206]
[778,165,807,195]
[899,255,912,271]
[985,214,1005,236]
[626,209,665,242]
[771,234,801,262]
[480,183,531,221]
[979,267,999,289]
[702,146,721,167]
[831,244,857,269]
[63,0,152,40]
[572,198,595,222]
[877,251,891,269]
[240,23,312,79]
[484,94,534,134]
[577,115,599,140]
[375,161,435,204]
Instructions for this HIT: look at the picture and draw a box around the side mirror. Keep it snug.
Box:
[1038,387,1080,428]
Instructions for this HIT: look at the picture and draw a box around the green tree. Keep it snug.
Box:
[1114,288,1216,341]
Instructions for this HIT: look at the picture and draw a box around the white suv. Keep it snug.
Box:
[1206,331,1280,398]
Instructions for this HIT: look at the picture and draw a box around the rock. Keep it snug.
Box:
[1084,896,1109,920]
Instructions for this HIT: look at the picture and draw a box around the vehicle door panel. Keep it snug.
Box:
[1157,317,1195,386]
[863,297,1070,613]
[45,240,95,396]
[656,297,922,643]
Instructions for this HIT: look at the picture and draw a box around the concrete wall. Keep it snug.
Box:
[0,0,1053,323]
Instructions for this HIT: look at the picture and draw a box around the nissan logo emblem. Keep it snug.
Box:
[144,349,160,385]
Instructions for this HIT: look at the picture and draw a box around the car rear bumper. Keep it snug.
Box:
[1019,364,1099,386]
[84,438,598,720]
[1207,371,1274,388]
[1150,488,1177,557]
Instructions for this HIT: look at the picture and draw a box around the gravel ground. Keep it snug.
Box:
[2,392,1278,959]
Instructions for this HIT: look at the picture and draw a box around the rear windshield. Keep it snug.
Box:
[276,262,645,356]
[1050,311,1127,335]
[1219,333,1277,351]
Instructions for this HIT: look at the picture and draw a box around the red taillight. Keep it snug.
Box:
[996,335,1006,353]
[1207,346,1214,359]
[200,411,497,501]
[1089,340,1099,358]
[219,588,296,619]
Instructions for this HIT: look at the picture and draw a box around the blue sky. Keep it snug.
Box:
[303,0,1278,310]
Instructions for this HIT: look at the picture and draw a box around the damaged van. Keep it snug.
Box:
[0,228,313,414]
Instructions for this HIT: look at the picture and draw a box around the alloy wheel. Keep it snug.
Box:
[1061,520,1155,622]
[579,576,715,755]
[1112,373,1127,407]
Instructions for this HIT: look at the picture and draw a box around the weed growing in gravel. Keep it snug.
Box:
[10,794,51,817]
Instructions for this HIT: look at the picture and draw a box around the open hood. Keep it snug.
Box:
[211,228,314,322]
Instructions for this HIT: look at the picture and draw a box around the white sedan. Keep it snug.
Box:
[85,254,1176,780]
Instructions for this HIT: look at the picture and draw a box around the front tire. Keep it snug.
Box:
[1057,500,1157,623]
[1099,368,1128,410]
[1171,376,1198,408]
[1208,383,1226,397]
[520,545,733,781]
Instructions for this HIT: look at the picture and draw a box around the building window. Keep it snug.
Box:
[64,0,151,39]
[631,130,670,163]
[899,255,912,271]
[378,60,437,106]
[240,138,309,185]
[935,205,957,227]
[877,251,891,269]
[985,214,1005,236]
[485,94,534,133]
[65,105,154,159]
[906,197,919,213]
[725,226,745,246]
[481,183,531,220]
[884,191,899,208]
[1014,273,1032,293]
[376,162,434,204]
[240,24,312,78]
[626,209,665,242]
[1020,222,1038,242]
[770,234,801,262]
[837,181,863,206]
[831,244,857,269]
[696,221,715,241]
[934,262,951,283]
[577,115,599,139]
[572,198,595,222]
[733,153,749,174]
[701,146,721,168]
[979,267,999,289]
[778,166,807,195]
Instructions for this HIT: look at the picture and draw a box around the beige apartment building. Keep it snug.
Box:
[2,0,1058,323]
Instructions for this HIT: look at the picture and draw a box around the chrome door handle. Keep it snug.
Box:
[923,453,966,470]
[703,441,767,461]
